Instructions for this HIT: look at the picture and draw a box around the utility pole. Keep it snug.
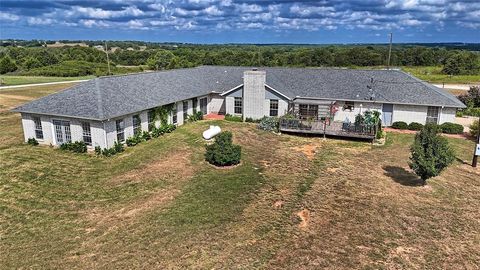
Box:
[473,115,480,167]
[104,41,111,75]
[387,33,393,70]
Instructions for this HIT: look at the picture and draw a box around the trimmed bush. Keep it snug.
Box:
[258,116,279,132]
[409,123,455,184]
[440,122,464,134]
[152,124,176,138]
[225,114,242,122]
[142,131,152,141]
[59,141,87,153]
[469,119,479,137]
[205,131,241,166]
[27,138,39,146]
[391,121,408,129]
[408,122,424,131]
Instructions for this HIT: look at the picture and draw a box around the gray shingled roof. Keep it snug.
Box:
[13,66,465,120]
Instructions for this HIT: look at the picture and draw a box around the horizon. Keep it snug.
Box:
[1,1,479,44]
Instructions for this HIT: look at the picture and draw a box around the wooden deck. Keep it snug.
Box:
[279,119,376,139]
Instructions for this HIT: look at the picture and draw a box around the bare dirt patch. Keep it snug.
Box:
[292,142,322,160]
[297,209,310,229]
[109,149,193,185]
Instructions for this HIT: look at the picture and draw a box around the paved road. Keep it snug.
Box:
[433,83,478,91]
[0,79,89,90]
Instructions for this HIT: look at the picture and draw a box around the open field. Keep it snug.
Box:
[402,66,480,84]
[0,75,95,86]
[1,85,479,269]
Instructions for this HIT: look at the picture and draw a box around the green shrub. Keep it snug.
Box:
[114,141,124,153]
[152,124,176,138]
[456,111,464,117]
[59,141,87,153]
[391,121,408,129]
[469,119,479,137]
[258,116,279,132]
[245,117,260,123]
[408,122,424,131]
[27,138,39,146]
[187,111,203,122]
[142,131,152,141]
[225,114,242,122]
[205,131,241,166]
[409,123,455,184]
[126,136,140,147]
[440,122,464,134]
[95,146,102,155]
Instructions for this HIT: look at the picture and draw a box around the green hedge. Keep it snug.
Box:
[391,121,408,129]
[205,131,241,166]
[225,114,242,122]
[408,122,424,131]
[59,141,87,153]
[440,122,464,134]
[258,116,279,132]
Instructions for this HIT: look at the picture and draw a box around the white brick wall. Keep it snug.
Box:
[439,107,457,124]
[208,93,225,114]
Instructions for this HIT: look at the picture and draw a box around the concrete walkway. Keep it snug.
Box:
[0,79,89,90]
[433,83,478,91]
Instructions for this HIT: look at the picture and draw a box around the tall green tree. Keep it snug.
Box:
[0,56,17,74]
[146,50,175,70]
[409,124,455,184]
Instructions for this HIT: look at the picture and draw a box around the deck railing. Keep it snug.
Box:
[279,118,376,138]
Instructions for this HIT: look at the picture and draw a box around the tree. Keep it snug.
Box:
[458,86,480,108]
[146,50,175,70]
[24,56,42,70]
[0,56,17,74]
[409,123,455,184]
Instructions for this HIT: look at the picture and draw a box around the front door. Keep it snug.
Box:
[382,104,393,126]
[53,120,71,144]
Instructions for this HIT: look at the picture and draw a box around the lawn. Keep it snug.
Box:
[402,66,480,84]
[1,85,479,269]
[0,75,95,86]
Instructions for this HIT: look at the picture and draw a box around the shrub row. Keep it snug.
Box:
[60,141,87,153]
[391,121,464,134]
[205,131,241,166]
[225,114,242,122]
[95,141,124,157]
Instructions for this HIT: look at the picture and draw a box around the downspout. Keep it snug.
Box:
[103,121,108,149]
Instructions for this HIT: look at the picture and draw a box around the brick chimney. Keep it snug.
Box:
[242,69,266,120]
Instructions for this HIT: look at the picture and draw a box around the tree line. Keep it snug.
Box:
[0,44,479,76]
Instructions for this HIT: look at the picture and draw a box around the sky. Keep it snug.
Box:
[0,0,479,44]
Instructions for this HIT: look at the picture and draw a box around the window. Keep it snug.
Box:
[147,110,155,131]
[116,119,125,142]
[133,114,141,135]
[172,104,177,125]
[270,99,279,116]
[200,97,208,115]
[343,101,354,111]
[53,120,71,144]
[33,116,43,140]
[192,98,198,114]
[183,101,188,121]
[299,104,318,119]
[234,97,242,114]
[81,122,92,145]
[426,106,439,124]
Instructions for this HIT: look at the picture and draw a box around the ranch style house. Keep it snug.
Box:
[14,66,465,148]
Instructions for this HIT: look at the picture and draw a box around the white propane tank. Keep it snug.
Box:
[203,125,221,140]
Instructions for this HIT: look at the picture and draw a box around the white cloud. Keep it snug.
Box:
[27,17,55,25]
[0,11,20,21]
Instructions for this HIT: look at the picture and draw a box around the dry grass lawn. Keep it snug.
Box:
[1,84,479,269]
